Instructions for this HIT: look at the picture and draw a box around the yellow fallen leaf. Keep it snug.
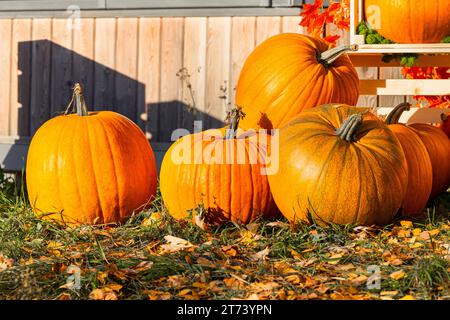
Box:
[380,290,398,296]
[410,242,424,249]
[390,270,407,281]
[400,221,413,229]
[399,295,415,300]
[412,228,422,236]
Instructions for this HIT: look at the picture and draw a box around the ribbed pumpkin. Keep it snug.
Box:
[268,104,408,226]
[385,103,433,216]
[26,84,158,225]
[235,34,359,130]
[408,126,450,198]
[364,0,450,43]
[439,112,450,138]
[160,108,278,225]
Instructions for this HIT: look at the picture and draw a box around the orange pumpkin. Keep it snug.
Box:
[160,108,278,225]
[385,103,433,216]
[268,104,408,226]
[235,34,359,130]
[364,0,450,43]
[439,112,450,138]
[409,122,450,198]
[26,84,157,225]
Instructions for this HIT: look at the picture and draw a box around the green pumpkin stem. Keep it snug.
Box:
[385,102,411,125]
[65,83,88,116]
[225,106,246,139]
[318,44,359,67]
[336,113,364,142]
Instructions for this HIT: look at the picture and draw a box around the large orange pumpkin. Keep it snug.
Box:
[26,84,157,225]
[268,104,408,226]
[235,34,359,130]
[408,123,450,198]
[385,103,433,216]
[364,0,450,43]
[160,108,278,225]
[439,112,450,138]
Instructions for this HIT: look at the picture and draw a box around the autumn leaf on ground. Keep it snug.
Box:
[161,235,195,253]
[390,270,407,281]
[0,253,14,272]
[250,247,270,262]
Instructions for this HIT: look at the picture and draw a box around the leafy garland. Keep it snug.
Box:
[299,0,450,107]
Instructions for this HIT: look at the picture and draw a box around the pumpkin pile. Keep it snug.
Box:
[26,33,450,228]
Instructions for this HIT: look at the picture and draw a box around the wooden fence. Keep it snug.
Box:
[0,15,435,171]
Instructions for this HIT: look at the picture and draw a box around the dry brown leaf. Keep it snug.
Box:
[89,288,118,300]
[221,245,238,257]
[161,235,195,253]
[250,247,270,262]
[196,257,216,268]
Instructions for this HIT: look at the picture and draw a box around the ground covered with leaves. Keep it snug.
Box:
[0,173,449,300]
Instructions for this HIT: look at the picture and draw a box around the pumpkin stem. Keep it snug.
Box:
[65,83,88,116]
[441,113,448,121]
[385,102,411,125]
[318,44,359,67]
[225,106,246,139]
[336,113,364,142]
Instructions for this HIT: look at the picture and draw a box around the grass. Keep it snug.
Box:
[0,171,449,300]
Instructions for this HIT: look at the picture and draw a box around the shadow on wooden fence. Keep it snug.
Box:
[2,40,223,172]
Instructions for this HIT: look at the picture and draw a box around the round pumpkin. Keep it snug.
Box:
[160,108,278,225]
[439,112,450,138]
[26,83,158,225]
[268,104,408,226]
[385,103,433,216]
[409,123,450,198]
[235,34,359,130]
[364,0,450,43]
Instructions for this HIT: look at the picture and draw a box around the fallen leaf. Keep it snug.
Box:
[161,235,195,253]
[250,247,270,261]
[221,245,238,257]
[0,253,14,272]
[400,221,413,229]
[89,288,118,300]
[196,257,216,268]
[399,295,416,300]
[266,221,289,228]
[390,270,407,281]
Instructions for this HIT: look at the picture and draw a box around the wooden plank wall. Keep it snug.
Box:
[0,16,304,143]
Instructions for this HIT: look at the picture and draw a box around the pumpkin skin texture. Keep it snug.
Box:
[385,125,433,216]
[409,123,450,198]
[235,34,359,130]
[439,113,450,138]
[160,123,278,225]
[267,104,408,226]
[384,104,433,216]
[364,0,450,43]
[26,85,157,225]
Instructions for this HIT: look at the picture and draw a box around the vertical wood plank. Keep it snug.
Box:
[72,18,95,108]
[137,17,161,138]
[0,19,12,136]
[281,16,303,33]
[115,18,138,121]
[255,16,281,46]
[10,18,32,137]
[182,17,206,132]
[94,18,116,110]
[205,17,231,129]
[159,17,184,142]
[50,18,72,116]
[30,18,52,135]
[230,17,255,108]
